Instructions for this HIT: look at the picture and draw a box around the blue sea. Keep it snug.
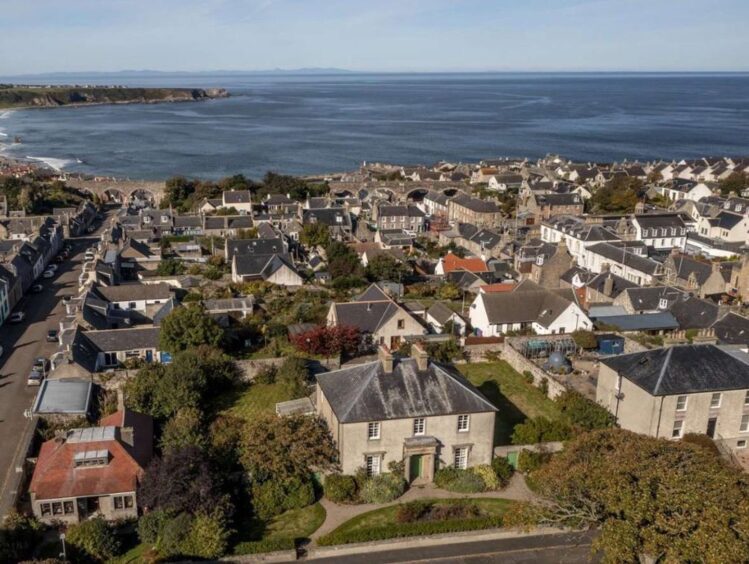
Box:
[0,72,748,180]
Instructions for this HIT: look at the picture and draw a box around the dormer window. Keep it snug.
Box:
[536,255,544,266]
[73,449,109,468]
[658,298,668,310]
[143,216,151,224]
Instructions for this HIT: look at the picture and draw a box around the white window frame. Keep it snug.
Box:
[413,418,425,436]
[738,439,748,449]
[365,454,381,476]
[675,395,688,412]
[672,420,683,439]
[741,415,749,433]
[454,447,468,469]
[103,352,117,366]
[457,414,470,433]
[367,421,381,441]
[710,392,722,409]
[744,390,749,406]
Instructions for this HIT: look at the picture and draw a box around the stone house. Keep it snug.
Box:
[597,345,749,462]
[447,193,502,228]
[315,344,497,481]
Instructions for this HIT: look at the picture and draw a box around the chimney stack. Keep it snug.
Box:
[603,274,614,297]
[413,341,429,371]
[378,345,394,373]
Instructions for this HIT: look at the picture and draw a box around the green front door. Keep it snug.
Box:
[409,454,423,481]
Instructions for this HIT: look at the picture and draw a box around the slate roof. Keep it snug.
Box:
[622,286,686,311]
[95,283,171,303]
[669,296,719,329]
[634,213,686,230]
[226,237,286,259]
[316,358,496,423]
[601,345,749,395]
[85,327,161,353]
[450,193,500,213]
[356,283,391,302]
[477,281,576,327]
[587,272,638,298]
[587,243,662,275]
[223,190,252,204]
[427,302,460,325]
[712,313,749,345]
[378,205,425,218]
[234,253,298,279]
[594,312,679,331]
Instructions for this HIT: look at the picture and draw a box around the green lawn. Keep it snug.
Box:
[213,381,292,420]
[319,498,514,546]
[234,502,327,554]
[459,361,560,444]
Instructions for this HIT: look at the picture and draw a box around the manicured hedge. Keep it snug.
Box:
[233,537,296,555]
[317,515,504,546]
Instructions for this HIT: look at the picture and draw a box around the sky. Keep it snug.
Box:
[0,0,747,75]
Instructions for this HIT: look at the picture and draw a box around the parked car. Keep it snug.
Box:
[42,270,54,279]
[9,312,25,323]
[47,329,59,343]
[33,357,49,375]
[26,370,43,386]
[31,284,43,293]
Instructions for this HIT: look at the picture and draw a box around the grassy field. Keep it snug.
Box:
[459,361,561,444]
[261,502,327,541]
[211,381,292,421]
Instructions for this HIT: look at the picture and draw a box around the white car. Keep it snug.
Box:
[9,312,25,323]
[42,270,54,279]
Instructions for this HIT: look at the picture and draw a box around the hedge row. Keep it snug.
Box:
[317,515,504,546]
[233,537,296,555]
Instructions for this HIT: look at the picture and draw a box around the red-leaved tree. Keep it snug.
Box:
[291,325,360,357]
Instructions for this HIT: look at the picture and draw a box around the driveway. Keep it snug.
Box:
[0,218,110,517]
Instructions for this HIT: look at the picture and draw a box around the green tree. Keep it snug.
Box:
[718,172,748,196]
[240,414,338,481]
[159,305,224,354]
[66,518,121,562]
[555,390,617,431]
[160,407,207,452]
[181,511,231,559]
[531,428,749,563]
[366,254,409,282]
[326,240,364,282]
[276,356,310,399]
[571,329,597,350]
[0,512,42,563]
[300,222,331,248]
[156,258,186,276]
[438,282,461,300]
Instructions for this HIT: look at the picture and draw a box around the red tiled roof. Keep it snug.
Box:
[442,253,489,274]
[30,409,152,502]
[480,283,516,293]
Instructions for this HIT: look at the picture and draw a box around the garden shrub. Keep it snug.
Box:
[254,364,277,385]
[181,511,231,559]
[395,501,432,523]
[491,457,515,488]
[234,537,296,555]
[538,377,549,396]
[682,433,721,456]
[522,370,534,385]
[359,473,407,504]
[429,501,481,521]
[0,512,43,563]
[555,390,616,431]
[137,510,172,545]
[470,464,500,491]
[66,517,121,562]
[517,449,551,473]
[511,416,572,445]
[282,477,316,512]
[434,467,486,493]
[157,512,193,558]
[324,474,358,504]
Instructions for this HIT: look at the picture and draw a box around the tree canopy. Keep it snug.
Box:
[588,176,642,213]
[530,428,749,562]
[240,414,338,482]
[159,305,224,354]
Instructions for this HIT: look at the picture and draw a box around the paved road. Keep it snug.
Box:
[310,530,598,564]
[0,223,107,517]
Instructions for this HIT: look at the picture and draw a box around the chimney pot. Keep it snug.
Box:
[413,341,429,371]
[378,345,394,373]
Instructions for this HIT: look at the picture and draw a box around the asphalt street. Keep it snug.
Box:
[309,530,598,564]
[0,223,106,517]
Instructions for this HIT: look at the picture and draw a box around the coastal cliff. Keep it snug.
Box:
[0,86,229,109]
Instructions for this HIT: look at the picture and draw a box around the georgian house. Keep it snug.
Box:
[315,344,497,481]
[29,406,153,524]
[373,203,426,233]
[597,345,749,466]
[447,193,502,228]
[631,214,688,251]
